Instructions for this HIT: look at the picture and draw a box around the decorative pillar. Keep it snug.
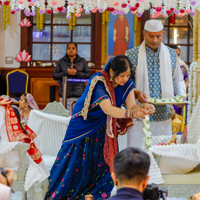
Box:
[101,24,107,65]
[196,10,200,98]
[193,11,198,62]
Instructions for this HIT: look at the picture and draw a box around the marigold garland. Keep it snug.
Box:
[69,11,76,31]
[134,15,138,31]
[6,1,10,26]
[3,1,10,30]
[102,10,109,25]
[37,7,43,32]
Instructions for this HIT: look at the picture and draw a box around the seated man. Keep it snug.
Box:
[108,147,150,200]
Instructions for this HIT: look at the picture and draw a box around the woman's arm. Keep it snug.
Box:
[126,89,155,113]
[99,98,149,119]
[0,99,12,105]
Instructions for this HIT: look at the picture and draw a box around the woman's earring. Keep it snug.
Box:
[110,77,113,82]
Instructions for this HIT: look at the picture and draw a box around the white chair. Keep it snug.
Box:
[0,143,30,200]
[41,101,70,117]
[27,109,71,199]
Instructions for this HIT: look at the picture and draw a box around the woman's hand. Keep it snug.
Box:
[131,106,149,119]
[143,103,155,114]
[0,99,12,106]
[67,68,77,76]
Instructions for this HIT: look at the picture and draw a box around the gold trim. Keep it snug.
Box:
[6,69,29,96]
[63,129,93,143]
[81,75,113,120]
[81,75,114,138]
[122,82,134,99]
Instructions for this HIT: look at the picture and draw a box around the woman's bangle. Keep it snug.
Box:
[125,110,129,118]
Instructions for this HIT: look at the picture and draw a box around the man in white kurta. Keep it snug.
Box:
[126,20,186,148]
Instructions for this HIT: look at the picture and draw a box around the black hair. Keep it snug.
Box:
[66,42,78,50]
[23,93,27,102]
[169,45,180,52]
[107,55,135,82]
[12,106,28,135]
[114,147,150,184]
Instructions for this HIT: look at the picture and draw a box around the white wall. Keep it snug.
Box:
[0,7,21,68]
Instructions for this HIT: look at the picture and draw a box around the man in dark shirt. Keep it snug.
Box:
[107,147,150,200]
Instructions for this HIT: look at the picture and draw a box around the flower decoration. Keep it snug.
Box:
[19,18,32,27]
[143,115,152,150]
[0,0,199,17]
[15,50,32,62]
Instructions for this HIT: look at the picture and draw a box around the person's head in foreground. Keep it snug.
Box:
[19,93,39,111]
[143,20,164,52]
[112,147,150,193]
[108,55,133,86]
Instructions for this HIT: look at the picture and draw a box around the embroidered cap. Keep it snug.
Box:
[144,20,164,32]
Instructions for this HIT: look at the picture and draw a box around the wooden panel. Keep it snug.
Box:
[30,78,59,109]
[0,67,99,109]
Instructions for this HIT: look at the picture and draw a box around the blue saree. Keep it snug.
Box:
[45,59,135,200]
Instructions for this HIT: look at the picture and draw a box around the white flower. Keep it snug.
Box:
[143,128,148,134]
[145,115,149,121]
[145,131,152,138]
[143,137,148,142]
[146,140,151,146]
[145,123,150,130]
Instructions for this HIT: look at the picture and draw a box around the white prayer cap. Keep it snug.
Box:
[144,20,164,32]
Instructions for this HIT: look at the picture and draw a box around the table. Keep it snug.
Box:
[43,83,59,102]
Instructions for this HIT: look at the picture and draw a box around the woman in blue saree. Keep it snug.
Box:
[45,56,155,200]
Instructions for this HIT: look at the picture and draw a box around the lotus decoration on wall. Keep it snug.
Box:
[15,50,32,62]
[19,18,32,27]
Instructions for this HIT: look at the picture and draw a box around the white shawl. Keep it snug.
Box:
[136,41,174,98]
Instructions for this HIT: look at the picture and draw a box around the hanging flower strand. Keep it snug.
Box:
[6,0,10,26]
[3,3,6,30]
[37,7,40,32]
[40,11,43,30]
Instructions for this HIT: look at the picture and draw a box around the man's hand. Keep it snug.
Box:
[137,91,148,103]
[67,68,77,76]
[0,99,12,106]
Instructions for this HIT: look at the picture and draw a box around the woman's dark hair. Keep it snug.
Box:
[169,45,181,52]
[23,93,27,102]
[107,55,135,82]
[12,106,28,135]
[66,42,78,50]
